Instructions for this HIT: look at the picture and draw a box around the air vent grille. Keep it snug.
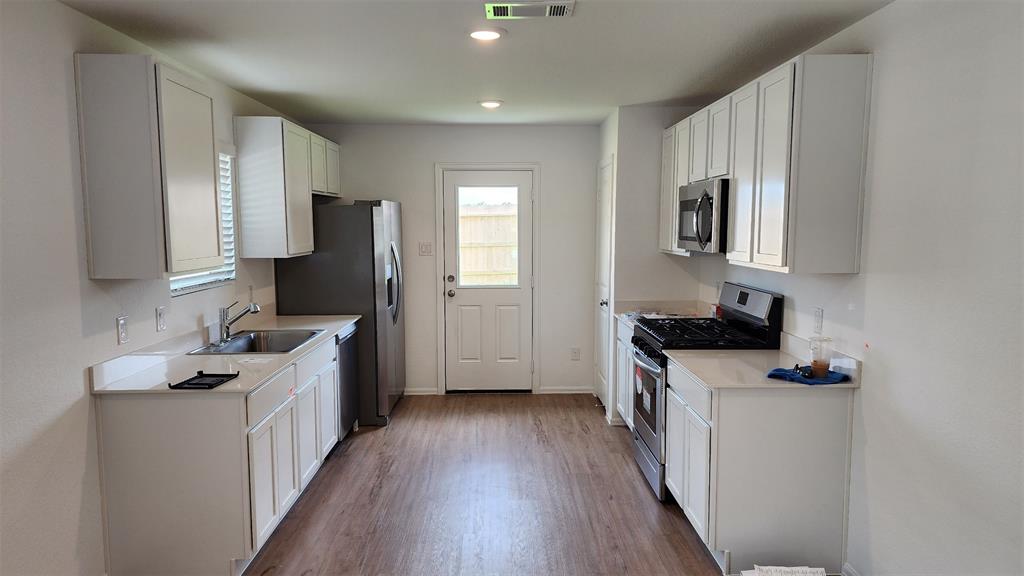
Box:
[485,1,575,19]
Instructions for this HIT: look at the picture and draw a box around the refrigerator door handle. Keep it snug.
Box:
[390,240,403,325]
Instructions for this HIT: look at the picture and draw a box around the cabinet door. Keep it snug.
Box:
[753,62,795,267]
[727,81,759,263]
[248,414,278,552]
[658,127,677,252]
[318,361,340,458]
[708,96,731,177]
[326,141,342,197]
[296,376,321,490]
[683,405,711,544]
[665,387,687,503]
[282,121,314,255]
[274,396,300,514]
[688,108,709,183]
[309,133,327,193]
[615,338,628,422]
[672,118,691,253]
[156,65,224,273]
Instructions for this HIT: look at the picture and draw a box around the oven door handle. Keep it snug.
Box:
[633,349,663,376]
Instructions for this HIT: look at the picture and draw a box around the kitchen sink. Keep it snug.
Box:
[188,330,324,355]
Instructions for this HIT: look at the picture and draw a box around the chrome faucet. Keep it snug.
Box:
[219,301,261,342]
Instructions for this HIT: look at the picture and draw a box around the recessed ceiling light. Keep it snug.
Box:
[479,100,503,109]
[470,28,506,41]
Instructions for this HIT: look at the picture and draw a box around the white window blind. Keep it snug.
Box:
[170,153,236,294]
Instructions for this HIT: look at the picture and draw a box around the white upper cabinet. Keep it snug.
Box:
[688,108,710,182]
[726,81,759,264]
[75,54,223,279]
[325,140,342,197]
[707,96,732,178]
[752,62,795,268]
[742,55,872,273]
[282,122,315,255]
[309,132,328,193]
[658,127,677,253]
[235,117,317,258]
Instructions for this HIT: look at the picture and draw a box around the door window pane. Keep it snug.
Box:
[457,186,518,287]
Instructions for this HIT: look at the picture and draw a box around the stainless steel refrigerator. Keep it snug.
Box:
[275,199,405,426]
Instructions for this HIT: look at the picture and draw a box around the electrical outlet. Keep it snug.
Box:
[814,307,824,335]
[570,347,581,361]
[116,315,129,345]
[418,241,433,256]
[155,306,167,332]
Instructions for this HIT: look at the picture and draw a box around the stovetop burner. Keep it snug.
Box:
[636,316,765,349]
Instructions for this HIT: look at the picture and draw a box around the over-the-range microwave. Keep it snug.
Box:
[678,178,729,253]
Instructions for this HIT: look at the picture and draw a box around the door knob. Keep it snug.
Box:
[447,290,456,298]
[599,299,609,307]
[446,274,455,283]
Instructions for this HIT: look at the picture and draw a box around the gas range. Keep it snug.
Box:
[630,283,783,501]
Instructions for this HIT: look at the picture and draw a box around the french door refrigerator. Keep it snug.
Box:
[275,199,405,426]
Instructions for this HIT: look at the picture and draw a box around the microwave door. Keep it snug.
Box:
[678,197,699,250]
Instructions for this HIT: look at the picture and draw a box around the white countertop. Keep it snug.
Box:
[91,315,360,395]
[665,348,859,390]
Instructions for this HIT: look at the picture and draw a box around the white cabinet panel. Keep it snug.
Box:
[319,361,340,457]
[658,127,677,252]
[296,376,321,489]
[325,140,342,197]
[683,405,711,544]
[274,396,300,515]
[753,62,795,267]
[309,132,327,193]
[688,108,709,182]
[674,118,691,191]
[248,413,277,552]
[727,81,758,264]
[156,65,224,273]
[283,121,315,256]
[665,386,687,502]
[708,96,731,178]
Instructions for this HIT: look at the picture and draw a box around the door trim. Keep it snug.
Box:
[434,163,541,395]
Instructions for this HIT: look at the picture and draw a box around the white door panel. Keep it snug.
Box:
[443,170,533,391]
[595,159,613,407]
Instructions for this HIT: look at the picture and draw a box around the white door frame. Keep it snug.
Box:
[434,163,542,394]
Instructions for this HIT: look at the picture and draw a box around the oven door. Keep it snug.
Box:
[632,345,665,462]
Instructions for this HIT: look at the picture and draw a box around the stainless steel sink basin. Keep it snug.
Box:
[188,330,324,355]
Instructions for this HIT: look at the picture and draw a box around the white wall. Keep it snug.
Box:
[310,123,599,394]
[613,105,700,301]
[695,2,1023,573]
[0,2,286,573]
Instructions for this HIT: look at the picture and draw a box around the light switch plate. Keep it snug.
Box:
[418,241,433,256]
[156,306,167,332]
[116,315,129,345]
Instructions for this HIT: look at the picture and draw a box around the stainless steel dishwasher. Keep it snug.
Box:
[338,329,359,436]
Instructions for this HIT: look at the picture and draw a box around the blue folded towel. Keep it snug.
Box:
[767,367,851,385]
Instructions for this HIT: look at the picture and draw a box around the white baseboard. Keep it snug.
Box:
[404,388,438,396]
[534,387,594,394]
[842,562,862,576]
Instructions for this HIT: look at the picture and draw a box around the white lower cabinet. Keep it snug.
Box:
[664,386,686,502]
[682,405,711,544]
[248,411,278,552]
[663,356,855,574]
[614,317,635,428]
[296,375,322,489]
[94,326,355,576]
[319,361,340,457]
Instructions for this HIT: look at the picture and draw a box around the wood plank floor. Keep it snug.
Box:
[245,394,721,576]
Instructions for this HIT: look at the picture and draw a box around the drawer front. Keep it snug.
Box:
[616,317,633,343]
[667,361,712,422]
[296,338,336,386]
[247,365,297,427]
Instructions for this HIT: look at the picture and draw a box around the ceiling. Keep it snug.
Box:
[63,0,888,125]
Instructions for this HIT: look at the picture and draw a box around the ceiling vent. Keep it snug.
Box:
[485,1,575,19]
